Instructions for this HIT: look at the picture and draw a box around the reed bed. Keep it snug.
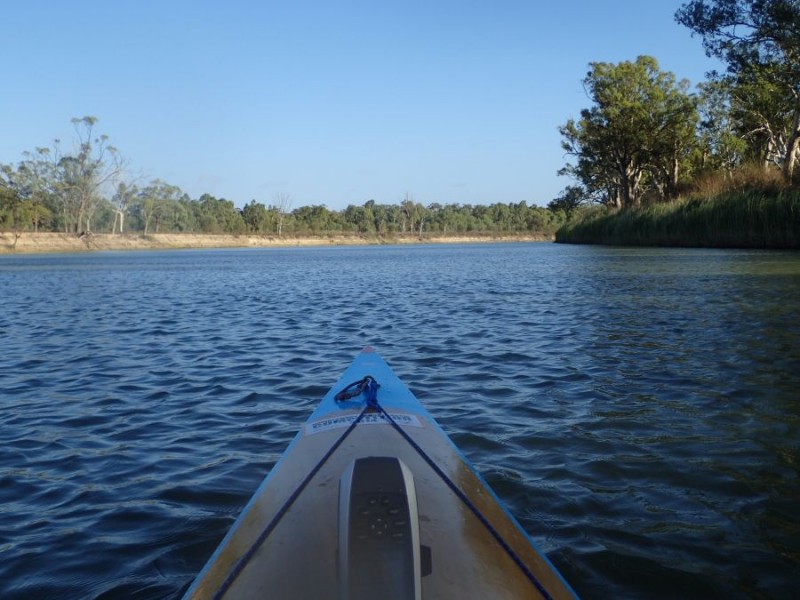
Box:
[556,188,800,249]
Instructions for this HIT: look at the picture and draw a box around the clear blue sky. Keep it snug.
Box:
[2,0,720,210]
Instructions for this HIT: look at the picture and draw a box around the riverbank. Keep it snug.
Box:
[0,231,552,254]
[555,188,800,249]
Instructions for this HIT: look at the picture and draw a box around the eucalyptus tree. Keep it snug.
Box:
[649,78,700,196]
[292,204,334,234]
[676,0,800,180]
[0,165,15,206]
[413,202,427,235]
[559,56,699,208]
[361,200,377,234]
[399,194,428,234]
[696,79,749,172]
[343,203,373,233]
[0,166,23,246]
[242,200,272,233]
[729,67,795,168]
[366,201,399,234]
[273,193,293,236]
[194,193,246,233]
[4,117,121,234]
[110,181,138,234]
[135,180,186,235]
[435,203,465,233]
[0,200,31,249]
[548,186,587,219]
[425,203,445,233]
[55,117,124,233]
[1,161,53,235]
[400,194,414,233]
[558,129,623,208]
[378,202,404,233]
[15,147,62,229]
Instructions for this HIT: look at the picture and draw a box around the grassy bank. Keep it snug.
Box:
[555,188,800,248]
[0,231,552,255]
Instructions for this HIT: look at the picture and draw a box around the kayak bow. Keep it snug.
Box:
[183,348,578,599]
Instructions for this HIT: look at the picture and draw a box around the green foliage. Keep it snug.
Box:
[4,149,565,238]
[676,0,800,180]
[195,194,246,234]
[555,186,800,248]
[291,204,340,235]
[227,199,563,238]
[559,56,699,209]
[547,186,587,218]
[695,79,750,173]
[242,200,274,234]
[131,180,188,234]
[1,161,53,235]
[556,0,800,225]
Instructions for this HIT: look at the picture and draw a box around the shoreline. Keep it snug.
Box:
[0,232,553,255]
[555,189,799,249]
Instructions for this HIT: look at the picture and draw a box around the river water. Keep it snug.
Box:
[1,243,798,599]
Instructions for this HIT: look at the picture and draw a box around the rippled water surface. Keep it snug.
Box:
[1,244,799,599]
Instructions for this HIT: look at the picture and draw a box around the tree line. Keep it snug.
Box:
[550,0,799,215]
[0,121,564,238]
[5,1,795,238]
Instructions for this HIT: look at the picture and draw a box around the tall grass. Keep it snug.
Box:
[556,169,800,249]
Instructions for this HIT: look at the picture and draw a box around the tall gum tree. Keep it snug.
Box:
[559,56,698,208]
[55,117,124,233]
[111,181,138,234]
[3,158,54,236]
[676,0,800,181]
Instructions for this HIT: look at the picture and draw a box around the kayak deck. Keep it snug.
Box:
[184,349,577,599]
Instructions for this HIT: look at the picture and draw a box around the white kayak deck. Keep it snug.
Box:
[183,349,578,599]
